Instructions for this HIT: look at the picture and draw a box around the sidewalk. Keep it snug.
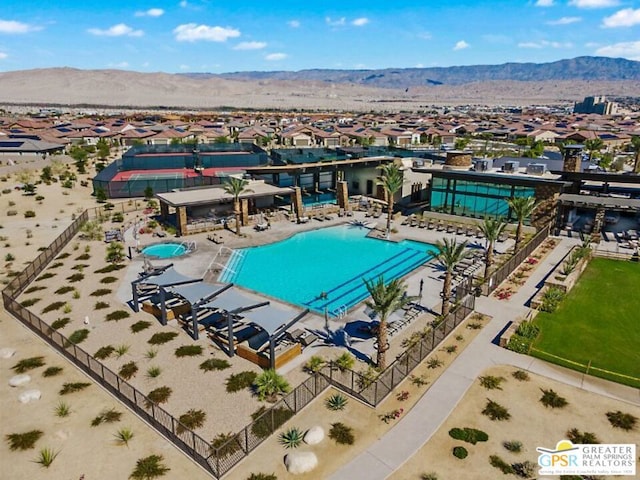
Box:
[329,236,639,480]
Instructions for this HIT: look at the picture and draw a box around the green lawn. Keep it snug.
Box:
[532,258,640,388]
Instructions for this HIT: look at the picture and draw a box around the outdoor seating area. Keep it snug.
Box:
[401,213,510,243]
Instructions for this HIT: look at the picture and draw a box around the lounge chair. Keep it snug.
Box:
[346,209,354,217]
[446,224,455,233]
[466,226,474,236]
[410,216,418,227]
[338,208,345,217]
[436,223,445,231]
[401,216,410,226]
[427,221,435,230]
[418,217,426,228]
[456,225,465,235]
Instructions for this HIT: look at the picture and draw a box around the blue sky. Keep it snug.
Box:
[0,0,638,73]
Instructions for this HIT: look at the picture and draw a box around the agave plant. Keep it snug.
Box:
[325,393,348,411]
[279,427,304,449]
[34,447,59,468]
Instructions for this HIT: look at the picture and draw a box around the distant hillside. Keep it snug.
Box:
[209,56,640,88]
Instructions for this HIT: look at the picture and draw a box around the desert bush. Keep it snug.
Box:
[63,302,72,313]
[146,386,172,406]
[94,345,115,360]
[452,446,468,459]
[226,371,258,393]
[145,348,158,359]
[329,422,355,445]
[71,263,89,271]
[420,473,438,480]
[540,286,565,313]
[482,399,511,421]
[130,454,170,480]
[94,264,125,273]
[210,432,241,458]
[5,430,43,451]
[54,401,71,417]
[130,320,152,333]
[148,332,178,345]
[35,272,56,281]
[94,301,109,310]
[279,427,304,449]
[427,357,444,369]
[444,345,458,354]
[42,366,63,377]
[67,329,89,344]
[325,393,348,411]
[12,356,45,373]
[66,273,84,283]
[106,310,130,322]
[91,408,123,426]
[606,411,637,431]
[511,370,530,381]
[5,252,15,261]
[48,262,64,269]
[540,389,568,409]
[41,301,65,314]
[356,366,380,389]
[334,352,355,371]
[479,375,505,390]
[20,298,40,307]
[119,361,138,380]
[90,288,112,297]
[250,406,294,439]
[24,210,36,218]
[54,286,75,295]
[100,276,118,284]
[114,427,134,446]
[56,252,70,260]
[246,474,277,480]
[199,358,231,372]
[489,455,514,474]
[566,428,600,444]
[303,355,325,373]
[115,344,130,358]
[146,366,161,378]
[177,409,206,433]
[512,460,536,478]
[24,285,47,294]
[75,253,91,261]
[7,210,17,216]
[60,382,91,395]
[50,317,70,330]
[410,374,429,387]
[503,440,523,452]
[174,345,203,357]
[448,427,489,444]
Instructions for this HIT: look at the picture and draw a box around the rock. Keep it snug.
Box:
[285,451,318,474]
[0,348,16,359]
[18,389,41,403]
[304,426,324,445]
[9,374,31,387]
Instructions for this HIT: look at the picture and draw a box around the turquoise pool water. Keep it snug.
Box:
[220,225,437,316]
[142,243,187,259]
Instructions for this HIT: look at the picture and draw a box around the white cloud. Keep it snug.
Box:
[535,0,554,6]
[173,24,240,42]
[518,40,573,48]
[519,42,543,49]
[595,41,640,60]
[233,41,267,50]
[108,61,129,68]
[88,23,143,37]
[453,40,469,50]
[547,16,582,25]
[179,0,188,7]
[179,64,190,70]
[569,0,619,8]
[135,8,164,17]
[602,8,640,28]
[265,53,287,61]
[326,17,346,27]
[415,63,424,68]
[352,17,369,26]
[0,19,39,34]
[0,52,7,59]
[287,20,300,28]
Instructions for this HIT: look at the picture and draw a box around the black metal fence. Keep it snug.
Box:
[322,277,476,407]
[480,225,551,296]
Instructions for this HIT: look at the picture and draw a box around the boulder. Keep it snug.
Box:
[9,374,31,387]
[18,389,41,403]
[0,348,16,359]
[304,426,324,445]
[285,451,318,474]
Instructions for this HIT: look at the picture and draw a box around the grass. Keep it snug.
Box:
[54,401,71,417]
[199,358,231,372]
[146,366,162,378]
[34,447,59,468]
[131,320,152,333]
[226,371,258,393]
[532,259,640,388]
[148,332,178,345]
[175,345,203,357]
[5,430,43,450]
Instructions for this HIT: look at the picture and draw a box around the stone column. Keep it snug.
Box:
[292,186,303,220]
[159,201,169,220]
[176,206,187,236]
[593,207,605,235]
[240,198,249,226]
[336,181,349,210]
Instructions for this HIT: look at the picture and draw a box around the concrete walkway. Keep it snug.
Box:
[329,236,640,480]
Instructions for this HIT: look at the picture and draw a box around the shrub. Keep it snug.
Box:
[334,352,355,371]
[606,411,637,431]
[356,366,380,389]
[48,262,64,269]
[199,358,231,372]
[35,272,56,281]
[489,455,514,474]
[66,273,84,283]
[444,345,458,354]
[467,322,483,330]
[94,301,109,310]
[20,298,40,307]
[146,366,161,378]
[55,286,75,295]
[90,288,112,297]
[210,432,241,459]
[420,474,438,480]
[250,406,294,439]
[512,460,536,478]
[75,253,91,261]
[177,409,206,433]
[42,366,63,377]
[452,446,468,459]
[114,427,134,446]
[145,348,158,359]
[24,285,46,294]
[106,310,130,322]
[55,401,71,417]
[100,276,118,284]
[512,370,530,382]
[115,344,130,358]
[226,371,258,393]
[479,375,505,390]
[119,361,138,380]
[482,399,511,421]
[146,386,172,406]
[71,263,88,271]
[94,264,125,273]
[50,317,70,330]
[175,345,203,357]
[12,356,45,373]
[427,357,444,369]
[540,286,565,313]
[329,422,355,445]
[148,331,178,345]
[124,322,150,336]
[91,408,123,426]
[130,454,170,480]
[5,252,15,261]
[325,393,348,411]
[410,374,429,387]
[5,430,43,450]
[41,301,65,314]
[448,427,489,445]
[7,210,17,216]
[60,382,91,395]
[566,428,599,444]
[279,427,304,449]
[247,474,277,480]
[67,329,90,344]
[540,389,568,409]
[24,210,36,218]
[34,447,59,468]
[304,355,325,373]
[94,345,115,360]
[254,369,290,401]
[63,302,72,313]
[503,440,523,453]
[56,252,70,260]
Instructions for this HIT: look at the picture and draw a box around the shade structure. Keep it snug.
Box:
[168,282,221,305]
[201,287,264,313]
[242,303,299,335]
[145,266,200,287]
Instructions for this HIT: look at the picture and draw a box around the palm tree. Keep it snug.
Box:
[584,138,604,163]
[505,196,537,252]
[434,239,471,317]
[631,136,640,173]
[376,163,404,237]
[363,276,413,370]
[253,369,290,402]
[222,176,253,236]
[478,217,507,280]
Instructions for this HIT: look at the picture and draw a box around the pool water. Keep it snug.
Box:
[142,243,187,258]
[220,225,437,316]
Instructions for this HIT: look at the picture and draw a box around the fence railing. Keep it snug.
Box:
[322,277,476,407]
[480,225,551,296]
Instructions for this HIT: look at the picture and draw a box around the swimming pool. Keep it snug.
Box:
[220,225,437,316]
[142,242,188,259]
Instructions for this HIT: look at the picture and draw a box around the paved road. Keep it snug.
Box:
[330,237,640,480]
